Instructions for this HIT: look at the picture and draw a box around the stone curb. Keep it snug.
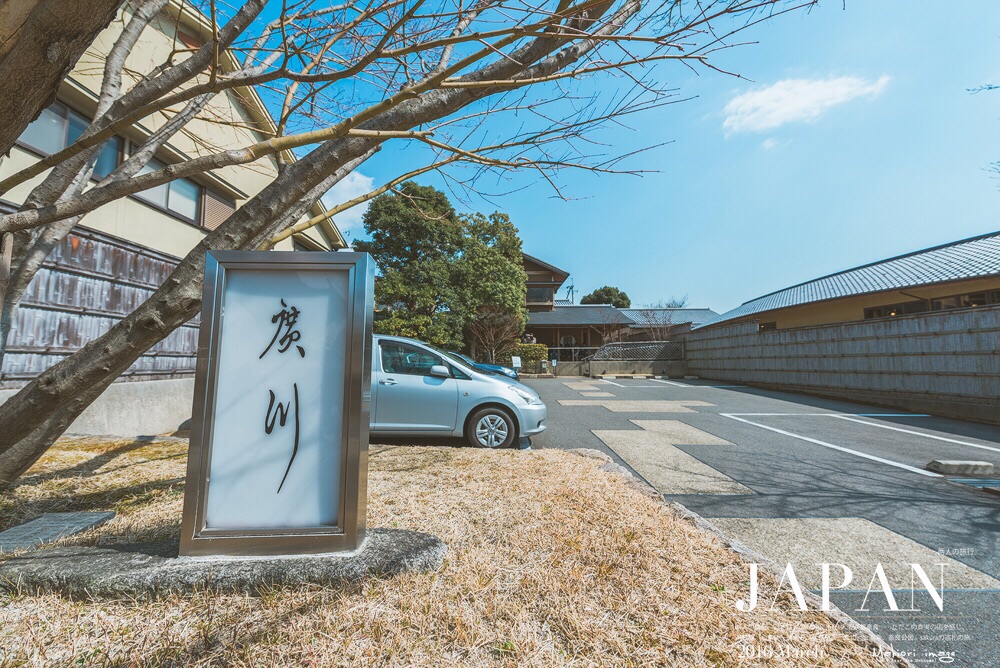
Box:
[568,448,662,501]
[567,449,910,668]
[926,460,994,476]
[0,528,446,599]
[568,447,611,463]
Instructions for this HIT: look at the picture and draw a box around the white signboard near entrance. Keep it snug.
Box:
[205,269,346,529]
[180,251,374,557]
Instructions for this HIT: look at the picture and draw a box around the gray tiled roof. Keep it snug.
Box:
[620,308,719,328]
[696,231,1000,329]
[527,304,635,326]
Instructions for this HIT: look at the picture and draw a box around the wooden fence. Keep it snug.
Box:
[685,306,1000,423]
[1,227,198,389]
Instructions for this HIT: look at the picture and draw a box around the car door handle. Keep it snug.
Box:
[379,378,398,385]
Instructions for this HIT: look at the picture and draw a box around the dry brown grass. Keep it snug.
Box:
[0,437,890,667]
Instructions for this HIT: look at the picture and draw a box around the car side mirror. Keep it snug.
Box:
[429,364,451,378]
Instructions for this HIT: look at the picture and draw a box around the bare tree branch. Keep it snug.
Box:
[0,0,817,484]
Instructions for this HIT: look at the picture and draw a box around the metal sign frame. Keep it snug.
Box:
[179,251,374,557]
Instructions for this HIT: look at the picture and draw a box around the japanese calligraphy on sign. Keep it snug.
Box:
[260,299,305,359]
[260,299,304,493]
[179,251,374,557]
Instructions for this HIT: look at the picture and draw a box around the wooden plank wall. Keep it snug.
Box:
[1,228,199,389]
[685,306,1000,423]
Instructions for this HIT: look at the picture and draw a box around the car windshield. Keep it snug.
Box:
[427,345,476,372]
[448,351,475,365]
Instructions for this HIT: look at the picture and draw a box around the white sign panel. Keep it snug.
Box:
[205,269,347,529]
[510,355,522,369]
[180,251,374,557]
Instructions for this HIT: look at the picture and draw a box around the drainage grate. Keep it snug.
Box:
[948,478,1000,497]
[948,478,1000,488]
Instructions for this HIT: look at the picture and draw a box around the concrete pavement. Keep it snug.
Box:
[523,376,1000,667]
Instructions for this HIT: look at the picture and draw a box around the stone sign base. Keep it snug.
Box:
[0,528,446,598]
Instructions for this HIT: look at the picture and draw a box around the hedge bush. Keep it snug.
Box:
[500,343,549,374]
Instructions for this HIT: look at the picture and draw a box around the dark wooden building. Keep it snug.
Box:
[523,253,570,312]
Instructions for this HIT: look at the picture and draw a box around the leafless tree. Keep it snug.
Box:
[595,306,629,347]
[633,295,688,340]
[467,307,523,363]
[0,0,816,485]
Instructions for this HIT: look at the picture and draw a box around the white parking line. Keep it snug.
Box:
[721,413,942,478]
[853,413,931,417]
[831,415,1000,454]
[650,380,747,388]
[599,379,626,387]
[727,413,930,417]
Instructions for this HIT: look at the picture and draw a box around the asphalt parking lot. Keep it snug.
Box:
[522,376,1000,667]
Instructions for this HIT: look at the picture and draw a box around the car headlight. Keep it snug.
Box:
[502,367,518,378]
[508,385,543,405]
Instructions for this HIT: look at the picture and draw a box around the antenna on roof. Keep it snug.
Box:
[565,281,575,304]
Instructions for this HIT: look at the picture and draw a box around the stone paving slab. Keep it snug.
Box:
[629,420,732,445]
[0,512,116,553]
[579,391,615,397]
[561,382,604,391]
[593,430,752,495]
[0,528,446,598]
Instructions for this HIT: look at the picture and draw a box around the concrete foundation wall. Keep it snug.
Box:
[550,361,588,376]
[685,306,1000,424]
[0,378,195,437]
[588,361,688,377]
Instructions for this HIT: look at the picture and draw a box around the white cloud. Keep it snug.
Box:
[761,138,779,151]
[320,170,376,236]
[723,75,890,134]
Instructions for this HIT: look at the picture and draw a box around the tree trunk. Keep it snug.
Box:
[0,142,375,485]
[0,0,122,156]
[0,0,625,485]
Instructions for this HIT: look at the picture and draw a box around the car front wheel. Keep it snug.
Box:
[466,407,516,448]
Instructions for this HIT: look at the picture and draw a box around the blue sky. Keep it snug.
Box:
[323,1,1000,313]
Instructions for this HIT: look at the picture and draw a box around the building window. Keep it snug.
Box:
[134,158,202,223]
[759,321,777,332]
[526,287,553,303]
[864,289,1000,320]
[18,102,121,179]
[202,189,237,230]
[18,102,233,229]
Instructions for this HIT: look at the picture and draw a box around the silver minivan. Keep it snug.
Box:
[370,334,547,448]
